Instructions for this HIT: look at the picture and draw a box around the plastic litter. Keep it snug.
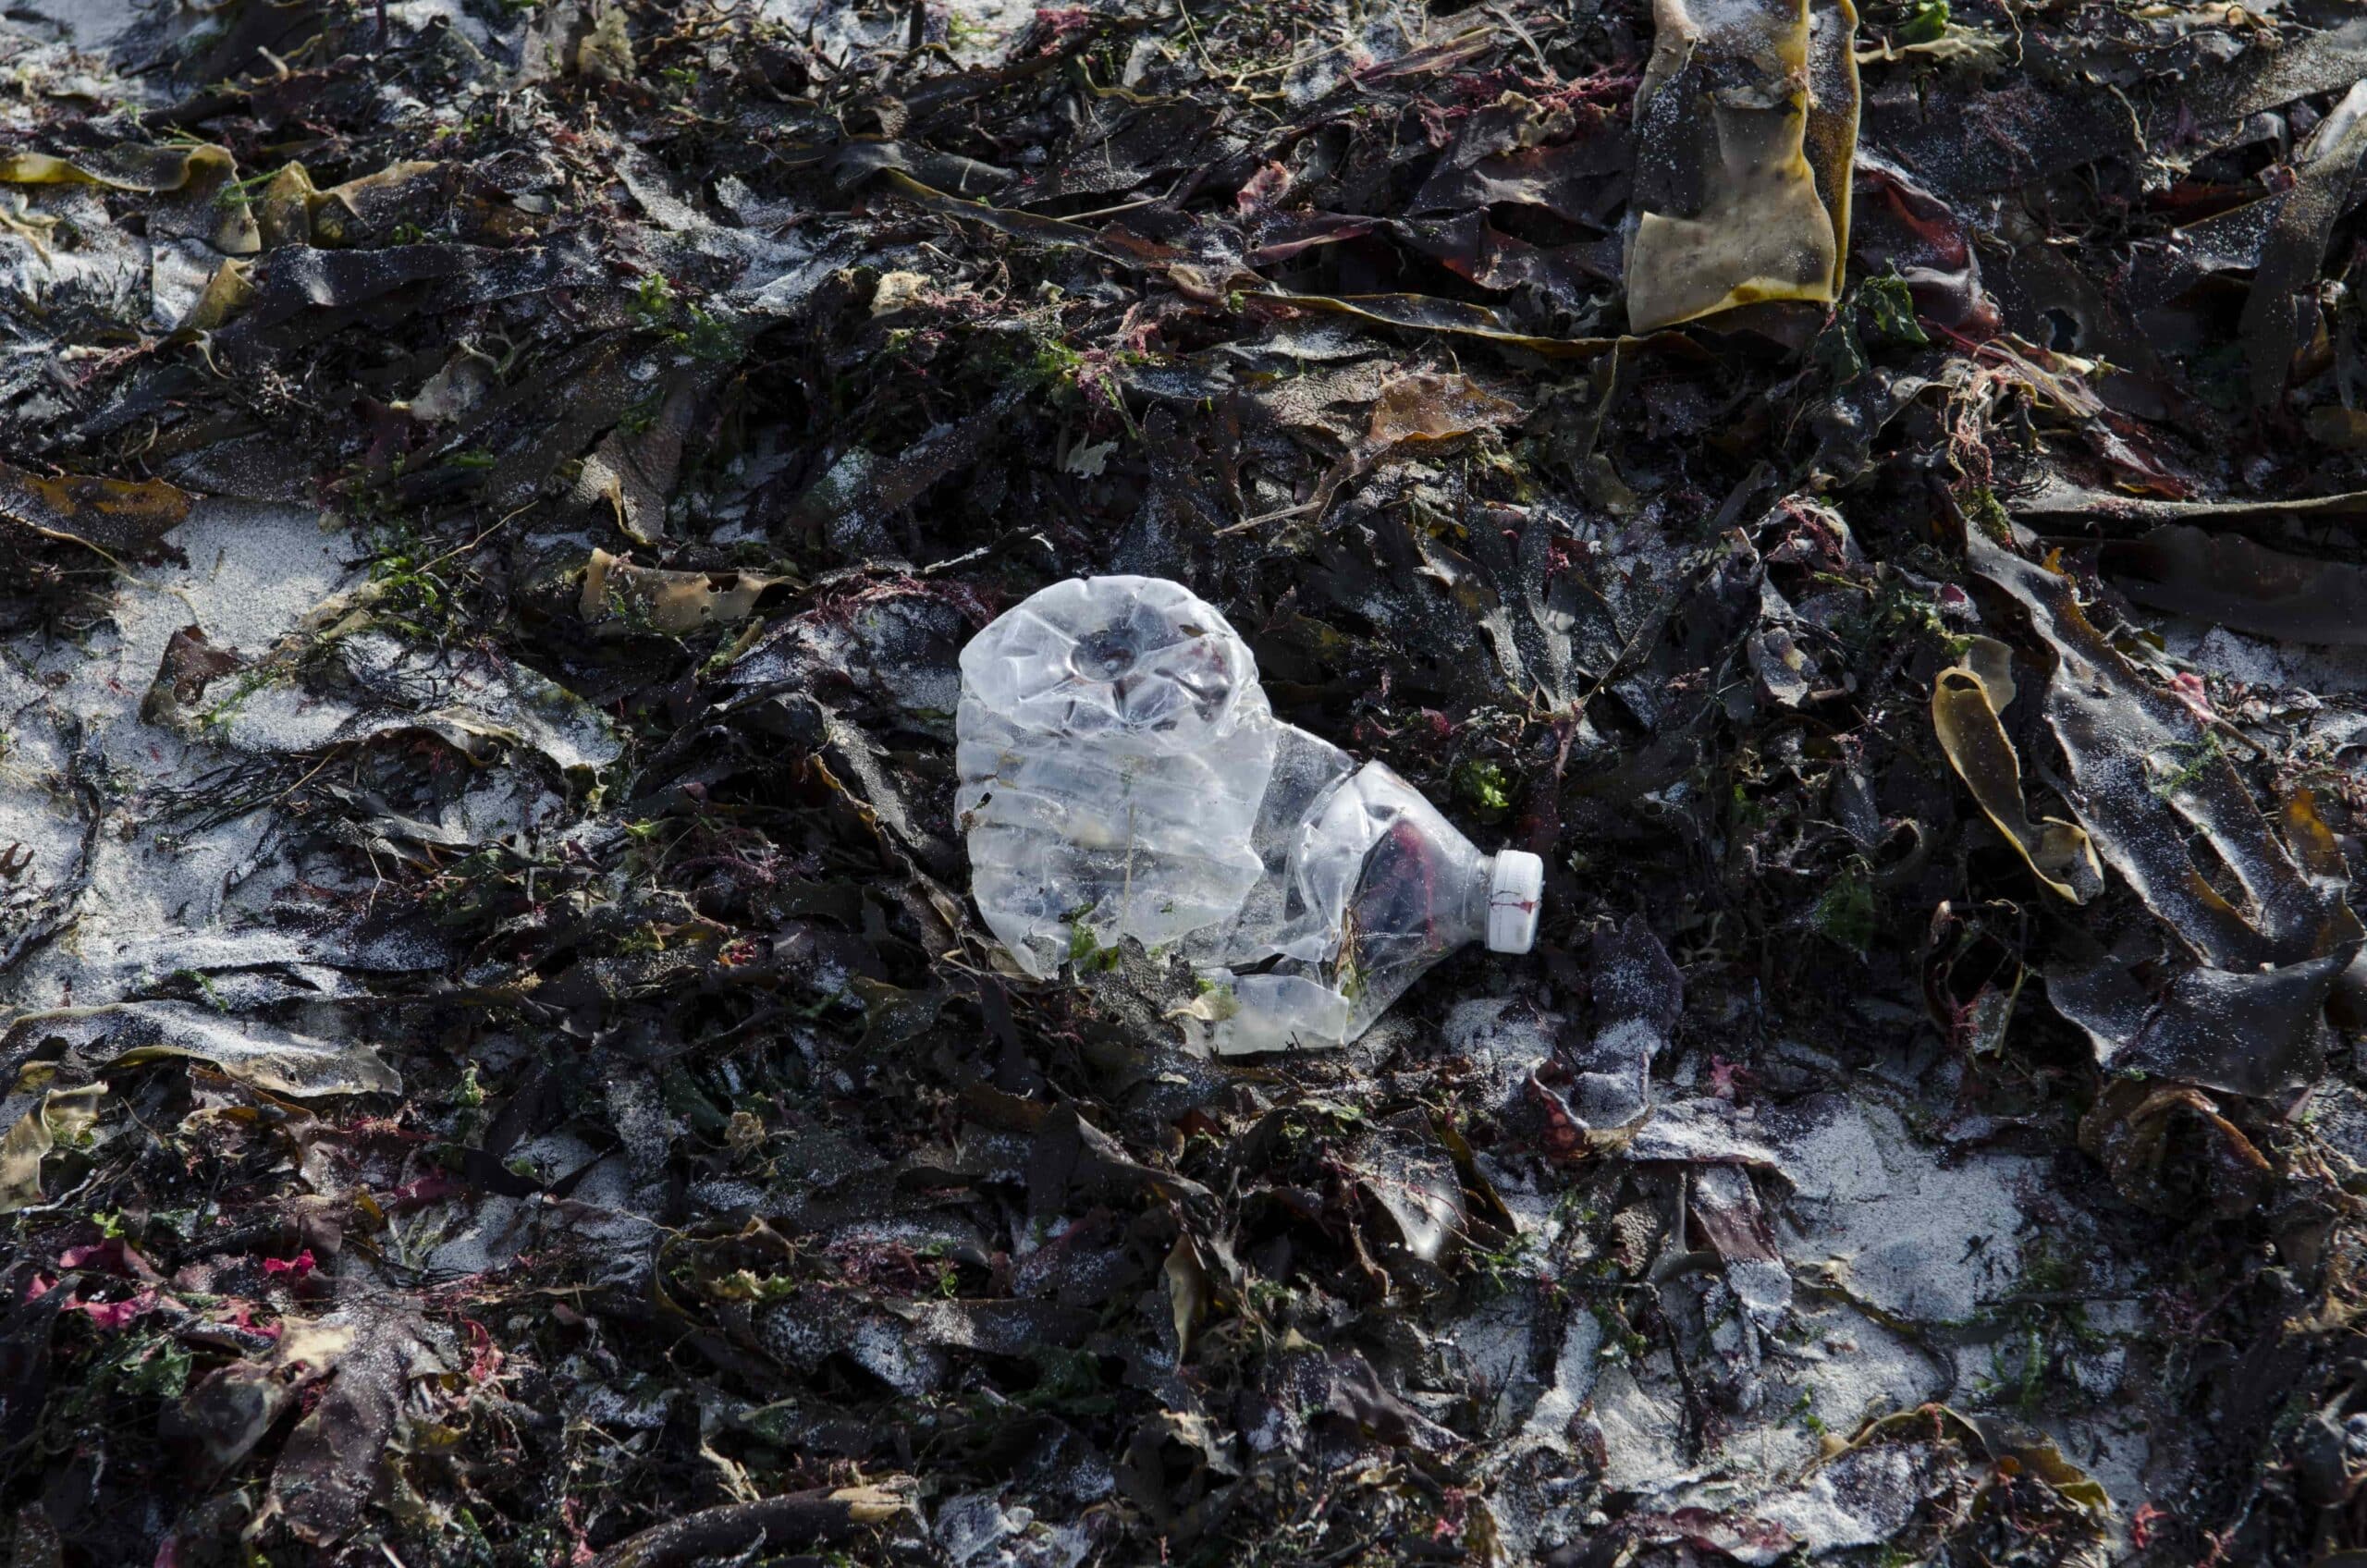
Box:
[956,576,1541,1053]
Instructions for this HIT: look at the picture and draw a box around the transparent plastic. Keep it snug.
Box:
[956,576,1541,1054]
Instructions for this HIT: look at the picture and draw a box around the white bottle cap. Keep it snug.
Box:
[1487,851,1543,953]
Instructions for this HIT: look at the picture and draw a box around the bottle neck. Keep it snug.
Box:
[1448,853,1498,949]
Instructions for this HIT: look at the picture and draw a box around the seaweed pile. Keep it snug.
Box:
[9,0,2367,1563]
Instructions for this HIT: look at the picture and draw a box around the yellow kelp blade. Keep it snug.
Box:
[1932,664,2103,903]
[1626,0,1858,331]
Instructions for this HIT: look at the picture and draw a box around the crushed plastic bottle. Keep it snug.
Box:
[956,576,1542,1054]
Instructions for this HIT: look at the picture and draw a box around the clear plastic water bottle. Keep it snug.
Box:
[956,576,1542,1054]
